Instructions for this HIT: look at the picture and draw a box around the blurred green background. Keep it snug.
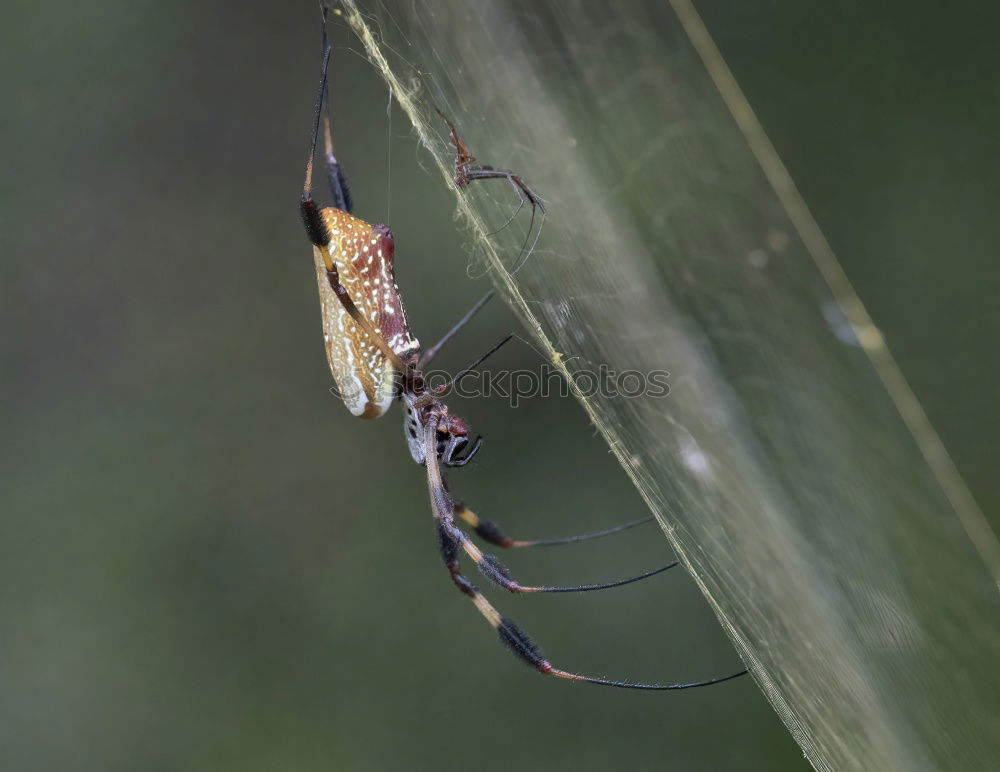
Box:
[2,2,996,770]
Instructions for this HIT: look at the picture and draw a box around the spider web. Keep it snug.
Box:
[339,1,1000,769]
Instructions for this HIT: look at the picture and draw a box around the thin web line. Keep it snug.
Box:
[385,82,393,222]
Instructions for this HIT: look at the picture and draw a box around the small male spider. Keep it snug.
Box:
[298,18,747,691]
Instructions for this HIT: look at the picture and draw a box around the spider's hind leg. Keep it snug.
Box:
[456,502,655,549]
[423,420,747,690]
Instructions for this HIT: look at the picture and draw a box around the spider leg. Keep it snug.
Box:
[419,291,495,368]
[413,333,515,414]
[432,334,514,399]
[462,535,678,594]
[319,8,352,213]
[443,434,483,468]
[321,115,352,213]
[462,168,546,215]
[424,418,747,690]
[459,167,547,275]
[456,502,656,548]
[300,42,333,249]
[430,422,671,591]
[483,194,525,239]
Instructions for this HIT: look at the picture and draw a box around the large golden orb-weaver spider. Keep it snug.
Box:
[298,11,747,692]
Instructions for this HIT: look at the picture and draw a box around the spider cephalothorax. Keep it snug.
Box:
[295,8,747,692]
[402,393,479,468]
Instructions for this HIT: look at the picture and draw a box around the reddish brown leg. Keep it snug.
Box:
[435,109,546,273]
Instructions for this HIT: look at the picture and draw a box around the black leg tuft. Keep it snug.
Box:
[301,198,329,247]
[476,553,512,587]
[498,618,548,670]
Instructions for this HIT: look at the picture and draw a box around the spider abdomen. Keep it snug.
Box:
[313,208,419,419]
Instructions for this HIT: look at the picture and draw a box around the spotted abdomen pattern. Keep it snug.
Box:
[313,208,419,419]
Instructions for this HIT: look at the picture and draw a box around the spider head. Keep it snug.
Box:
[436,413,482,468]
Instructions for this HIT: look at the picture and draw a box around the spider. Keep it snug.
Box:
[297,16,748,691]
